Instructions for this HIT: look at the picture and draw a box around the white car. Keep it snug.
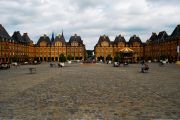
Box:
[114,62,119,67]
[60,63,65,67]
[12,62,18,66]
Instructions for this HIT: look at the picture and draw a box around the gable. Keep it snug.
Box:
[101,41,109,47]
[40,41,47,47]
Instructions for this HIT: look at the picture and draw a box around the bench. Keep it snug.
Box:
[29,68,36,74]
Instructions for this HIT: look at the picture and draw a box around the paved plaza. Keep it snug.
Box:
[0,62,180,120]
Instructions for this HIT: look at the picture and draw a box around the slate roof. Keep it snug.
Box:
[51,33,55,43]
[0,24,10,39]
[69,34,83,44]
[52,34,66,45]
[157,31,168,43]
[114,34,126,44]
[11,31,23,43]
[129,35,142,44]
[36,34,51,46]
[171,24,180,37]
[22,33,32,44]
[148,32,158,43]
[97,35,111,44]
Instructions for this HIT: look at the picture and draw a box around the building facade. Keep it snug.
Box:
[35,33,86,61]
[0,24,34,63]
[0,24,86,63]
[144,25,180,62]
[94,34,144,63]
[0,24,11,62]
[1,24,180,63]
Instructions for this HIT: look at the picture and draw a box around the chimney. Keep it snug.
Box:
[24,33,28,35]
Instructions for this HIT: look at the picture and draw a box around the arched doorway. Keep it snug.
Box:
[55,57,58,61]
[97,56,104,62]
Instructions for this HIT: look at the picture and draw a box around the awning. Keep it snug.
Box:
[120,47,134,53]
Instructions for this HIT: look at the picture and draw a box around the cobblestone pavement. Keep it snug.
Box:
[0,62,180,120]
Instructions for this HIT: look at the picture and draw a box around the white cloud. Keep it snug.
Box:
[0,0,180,49]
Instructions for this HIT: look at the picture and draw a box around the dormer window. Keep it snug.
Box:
[101,41,109,47]
[55,41,62,46]
[71,41,78,46]
[40,41,47,47]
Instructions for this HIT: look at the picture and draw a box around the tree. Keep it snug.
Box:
[106,54,112,61]
[11,55,19,62]
[67,54,72,61]
[160,55,166,61]
[59,53,66,62]
[23,55,29,62]
[114,52,123,62]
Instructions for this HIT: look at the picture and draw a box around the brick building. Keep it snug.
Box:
[144,25,180,62]
[94,34,144,63]
[0,24,180,63]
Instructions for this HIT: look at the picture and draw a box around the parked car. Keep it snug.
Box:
[12,62,18,66]
[0,62,10,69]
[24,61,28,64]
[114,62,119,67]
[60,62,65,67]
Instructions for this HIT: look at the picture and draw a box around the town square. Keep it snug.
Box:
[1,0,180,119]
[0,62,180,119]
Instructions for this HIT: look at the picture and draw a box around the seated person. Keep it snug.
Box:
[141,63,149,72]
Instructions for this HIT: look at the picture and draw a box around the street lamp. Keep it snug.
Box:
[177,40,179,61]
[0,38,2,62]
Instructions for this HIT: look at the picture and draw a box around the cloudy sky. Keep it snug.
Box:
[0,0,180,49]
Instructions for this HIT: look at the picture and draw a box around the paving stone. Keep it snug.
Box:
[0,63,180,119]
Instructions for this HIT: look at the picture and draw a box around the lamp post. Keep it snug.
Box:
[176,40,180,64]
[177,41,179,61]
[0,38,2,62]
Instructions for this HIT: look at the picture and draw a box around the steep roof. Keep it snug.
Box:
[0,24,10,39]
[11,31,23,43]
[51,33,55,43]
[114,34,126,44]
[129,35,142,44]
[157,31,168,42]
[36,34,51,46]
[148,32,158,43]
[171,24,180,37]
[97,35,111,44]
[22,33,31,44]
[52,34,66,45]
[69,34,83,44]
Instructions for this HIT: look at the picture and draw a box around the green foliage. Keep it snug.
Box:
[67,54,72,61]
[59,53,66,62]
[24,55,29,61]
[159,55,166,60]
[114,52,123,62]
[11,55,19,62]
[106,54,112,61]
